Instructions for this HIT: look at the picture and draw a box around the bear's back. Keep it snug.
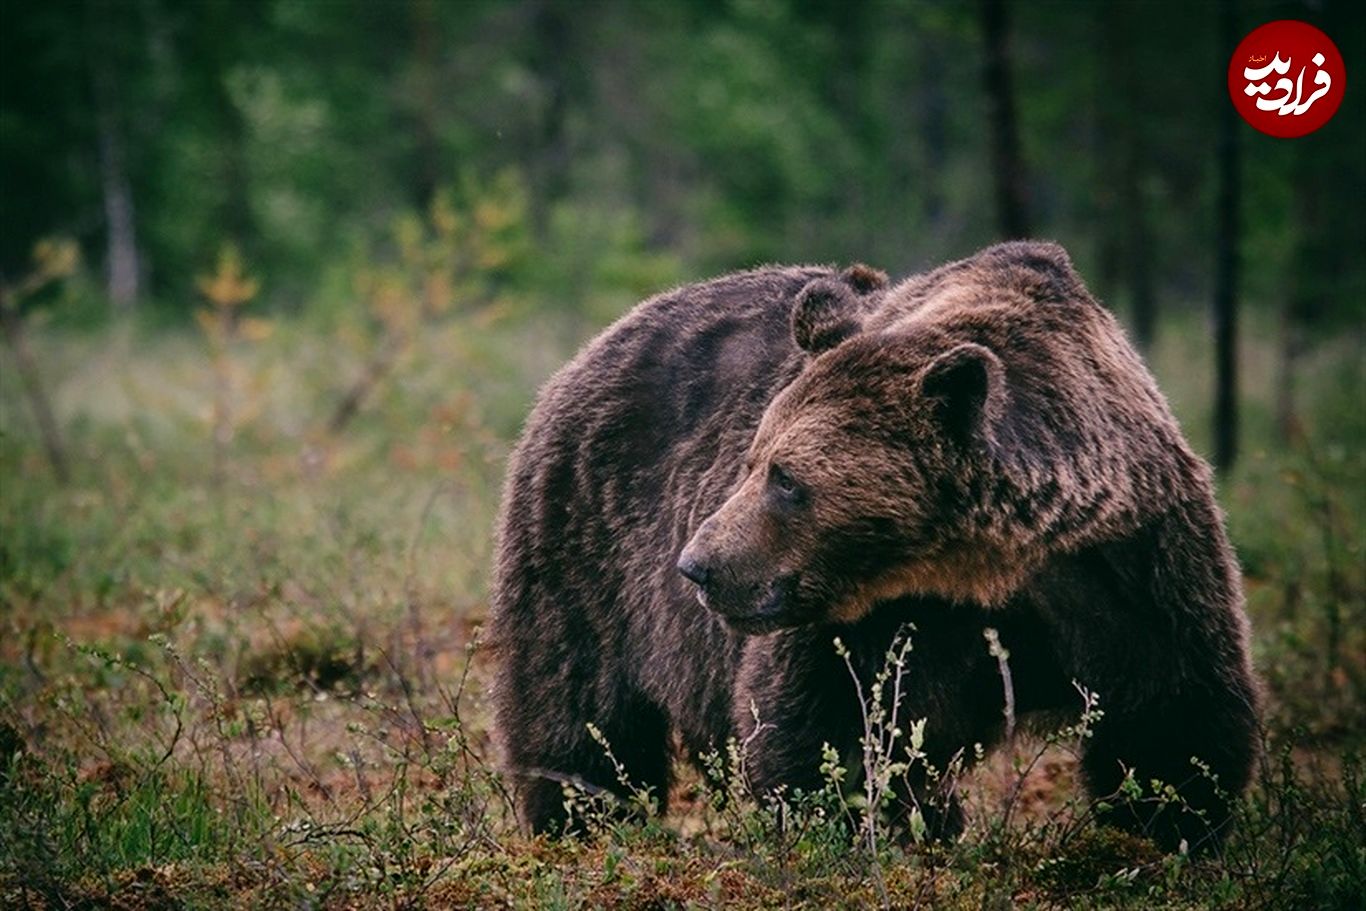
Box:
[490,265,839,748]
[502,266,833,528]
[536,266,829,441]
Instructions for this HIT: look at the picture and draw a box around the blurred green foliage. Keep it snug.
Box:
[1,1,1364,906]
[2,0,1362,334]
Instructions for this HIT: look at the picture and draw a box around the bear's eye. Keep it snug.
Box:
[767,463,803,502]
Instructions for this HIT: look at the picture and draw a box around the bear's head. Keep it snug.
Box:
[678,243,1123,633]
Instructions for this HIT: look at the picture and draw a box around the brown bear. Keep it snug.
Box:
[488,241,1259,853]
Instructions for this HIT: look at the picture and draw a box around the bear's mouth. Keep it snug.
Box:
[723,614,791,635]
[704,573,805,633]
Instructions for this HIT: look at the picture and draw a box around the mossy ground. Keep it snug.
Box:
[2,309,1362,909]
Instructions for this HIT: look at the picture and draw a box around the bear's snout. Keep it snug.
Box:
[676,552,710,588]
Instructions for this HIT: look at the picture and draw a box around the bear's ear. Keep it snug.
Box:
[792,278,863,353]
[976,241,1085,304]
[919,343,1006,449]
[839,263,889,294]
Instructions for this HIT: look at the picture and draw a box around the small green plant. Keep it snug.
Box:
[551,722,667,840]
[832,627,921,905]
[195,244,270,485]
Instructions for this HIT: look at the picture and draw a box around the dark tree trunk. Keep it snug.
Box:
[1091,5,1122,305]
[980,0,1030,239]
[1212,0,1241,472]
[1278,192,1318,447]
[920,40,949,230]
[1278,68,1341,445]
[1275,306,1305,446]
[1122,147,1157,352]
[218,100,252,248]
[1104,1,1158,351]
[527,0,574,239]
[410,0,442,208]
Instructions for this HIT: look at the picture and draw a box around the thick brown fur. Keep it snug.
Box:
[488,242,1260,853]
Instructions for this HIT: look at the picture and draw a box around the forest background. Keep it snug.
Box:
[2,1,1363,907]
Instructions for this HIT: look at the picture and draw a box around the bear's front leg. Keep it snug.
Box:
[1027,512,1260,854]
[1081,686,1258,853]
[732,625,862,805]
[732,606,988,843]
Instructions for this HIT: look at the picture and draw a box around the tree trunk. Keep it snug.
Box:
[1276,181,1314,448]
[1122,153,1157,352]
[1102,2,1157,350]
[97,121,140,308]
[1091,5,1121,305]
[1212,0,1241,473]
[920,40,949,231]
[218,99,252,249]
[1277,111,1334,445]
[1275,310,1304,445]
[410,0,442,208]
[1113,5,1159,351]
[980,0,1030,239]
[528,0,574,239]
[88,0,140,309]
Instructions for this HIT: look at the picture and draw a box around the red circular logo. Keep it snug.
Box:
[1228,20,1345,138]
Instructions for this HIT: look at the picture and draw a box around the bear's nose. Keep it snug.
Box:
[677,554,710,588]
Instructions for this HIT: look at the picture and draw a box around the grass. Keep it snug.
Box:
[1,299,1363,909]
